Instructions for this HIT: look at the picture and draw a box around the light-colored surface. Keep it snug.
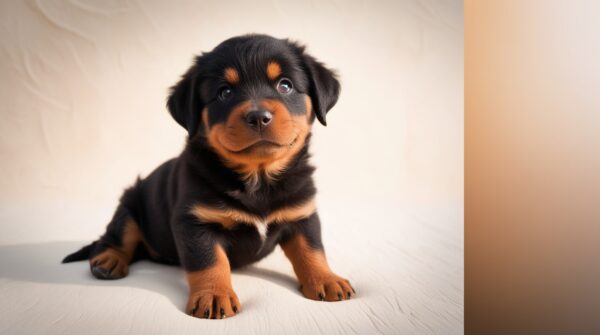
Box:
[0,1,463,334]
[0,204,462,335]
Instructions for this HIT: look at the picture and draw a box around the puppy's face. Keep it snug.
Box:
[204,63,307,157]
[167,35,340,173]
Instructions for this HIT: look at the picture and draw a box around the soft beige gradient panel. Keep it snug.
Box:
[466,0,600,333]
[0,0,463,222]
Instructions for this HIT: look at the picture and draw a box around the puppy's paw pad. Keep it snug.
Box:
[301,274,355,302]
[186,288,241,319]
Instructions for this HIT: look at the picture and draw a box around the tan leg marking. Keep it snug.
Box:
[281,234,355,301]
[186,245,240,319]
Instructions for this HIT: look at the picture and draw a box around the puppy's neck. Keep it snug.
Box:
[186,136,313,194]
[236,140,312,194]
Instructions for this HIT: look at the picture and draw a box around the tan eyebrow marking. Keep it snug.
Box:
[266,62,282,80]
[224,67,239,85]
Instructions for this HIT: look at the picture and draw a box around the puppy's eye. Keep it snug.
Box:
[218,86,233,101]
[276,78,293,94]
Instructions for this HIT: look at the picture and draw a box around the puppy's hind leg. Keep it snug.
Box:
[89,205,142,280]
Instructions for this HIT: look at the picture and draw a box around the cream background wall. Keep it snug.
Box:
[0,1,463,334]
[0,0,462,223]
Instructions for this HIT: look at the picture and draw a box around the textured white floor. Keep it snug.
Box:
[0,203,463,335]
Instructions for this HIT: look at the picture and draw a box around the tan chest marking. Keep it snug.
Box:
[190,198,316,233]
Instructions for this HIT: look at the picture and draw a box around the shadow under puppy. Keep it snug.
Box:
[63,34,354,319]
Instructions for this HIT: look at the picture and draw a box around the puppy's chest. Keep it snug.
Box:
[190,195,316,241]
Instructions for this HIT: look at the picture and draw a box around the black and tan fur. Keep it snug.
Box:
[63,34,354,319]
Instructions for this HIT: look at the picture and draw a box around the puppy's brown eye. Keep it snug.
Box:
[218,86,233,101]
[276,78,293,94]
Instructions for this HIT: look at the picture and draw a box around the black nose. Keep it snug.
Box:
[245,110,273,130]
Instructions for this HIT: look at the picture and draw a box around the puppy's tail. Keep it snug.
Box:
[62,241,97,263]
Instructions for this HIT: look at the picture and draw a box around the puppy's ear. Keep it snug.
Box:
[302,54,341,126]
[167,58,204,137]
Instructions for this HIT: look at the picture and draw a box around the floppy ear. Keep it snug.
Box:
[167,60,204,138]
[302,54,341,126]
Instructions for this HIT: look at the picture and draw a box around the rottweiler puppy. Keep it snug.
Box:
[63,34,354,319]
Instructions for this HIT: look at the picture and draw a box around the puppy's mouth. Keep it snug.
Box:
[227,137,298,154]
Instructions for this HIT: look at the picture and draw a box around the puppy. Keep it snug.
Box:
[63,34,354,319]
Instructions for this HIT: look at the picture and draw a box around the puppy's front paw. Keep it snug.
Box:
[300,273,355,302]
[186,286,241,319]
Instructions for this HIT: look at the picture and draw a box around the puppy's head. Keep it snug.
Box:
[167,35,340,175]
